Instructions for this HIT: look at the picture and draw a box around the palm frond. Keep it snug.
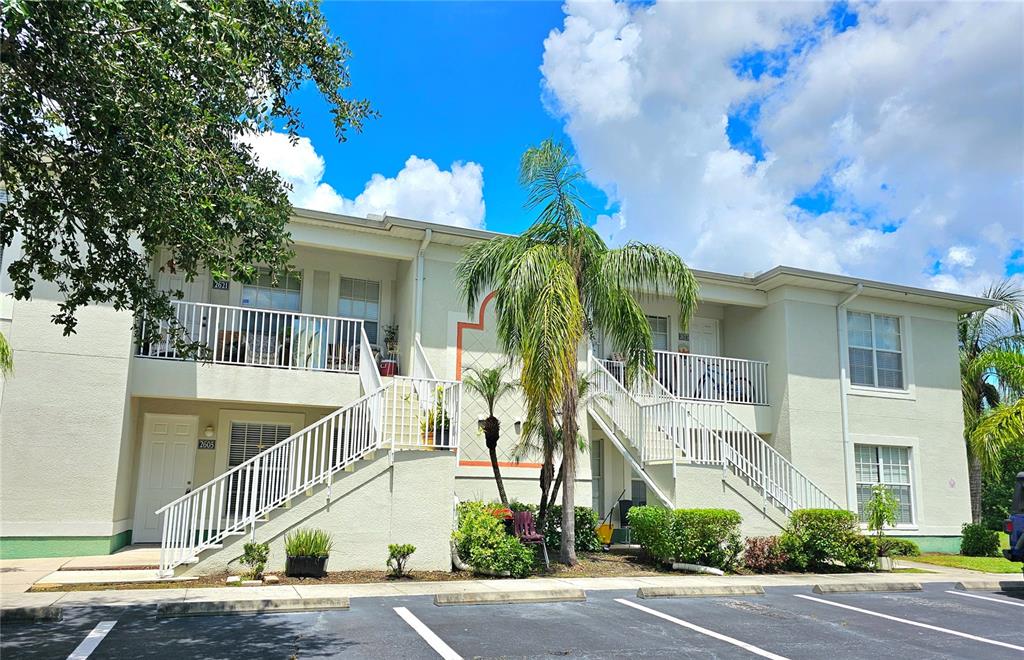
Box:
[0,331,12,376]
[969,399,1024,476]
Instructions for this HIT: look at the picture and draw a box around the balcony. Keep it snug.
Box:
[600,351,769,406]
[136,301,368,374]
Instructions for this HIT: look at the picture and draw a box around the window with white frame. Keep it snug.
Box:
[590,440,603,517]
[226,421,293,513]
[646,315,669,351]
[631,472,648,507]
[339,277,380,344]
[855,445,913,525]
[847,311,904,389]
[240,267,302,312]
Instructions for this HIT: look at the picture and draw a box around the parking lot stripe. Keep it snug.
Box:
[614,598,789,659]
[794,594,1024,652]
[945,590,1024,608]
[393,607,463,660]
[66,620,117,660]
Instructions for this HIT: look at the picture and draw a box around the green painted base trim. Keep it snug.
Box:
[0,529,133,559]
[891,535,961,554]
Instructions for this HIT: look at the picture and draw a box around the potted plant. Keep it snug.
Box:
[284,528,334,578]
[383,324,399,356]
[491,506,514,535]
[865,484,900,571]
[420,386,452,447]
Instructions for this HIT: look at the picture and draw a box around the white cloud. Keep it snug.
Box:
[540,0,1024,294]
[241,132,486,229]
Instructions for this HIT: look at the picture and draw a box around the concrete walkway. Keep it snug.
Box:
[0,546,161,596]
[3,565,1020,612]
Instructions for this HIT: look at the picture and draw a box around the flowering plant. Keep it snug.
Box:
[490,507,513,520]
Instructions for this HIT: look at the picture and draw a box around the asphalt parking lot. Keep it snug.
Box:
[2,582,1022,659]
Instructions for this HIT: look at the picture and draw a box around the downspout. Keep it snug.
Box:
[837,283,863,512]
[413,228,433,343]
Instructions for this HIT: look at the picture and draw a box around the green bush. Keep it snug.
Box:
[240,541,270,580]
[627,506,743,571]
[981,438,1024,530]
[508,500,538,514]
[780,509,864,571]
[387,543,416,577]
[743,536,788,573]
[544,505,602,552]
[284,528,334,558]
[454,501,534,577]
[627,506,674,563]
[673,509,743,571]
[960,522,1000,557]
[879,537,921,557]
[846,535,878,571]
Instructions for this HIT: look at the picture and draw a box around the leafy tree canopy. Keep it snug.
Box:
[0,0,373,334]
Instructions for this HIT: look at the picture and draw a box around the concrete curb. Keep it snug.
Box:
[433,588,586,607]
[955,580,1024,592]
[156,597,350,617]
[812,582,921,594]
[637,586,765,599]
[0,606,63,623]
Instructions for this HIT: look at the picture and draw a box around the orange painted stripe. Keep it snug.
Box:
[454,290,497,379]
[459,460,543,469]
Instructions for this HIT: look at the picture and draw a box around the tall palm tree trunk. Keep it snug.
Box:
[483,416,508,505]
[968,451,983,523]
[560,368,579,565]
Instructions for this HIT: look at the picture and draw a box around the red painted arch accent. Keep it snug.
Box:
[454,290,497,379]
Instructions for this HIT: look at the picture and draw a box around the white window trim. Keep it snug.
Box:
[215,410,306,479]
[850,434,921,531]
[645,314,671,352]
[842,309,916,400]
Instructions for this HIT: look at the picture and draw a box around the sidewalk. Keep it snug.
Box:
[3,564,1020,612]
[0,546,161,596]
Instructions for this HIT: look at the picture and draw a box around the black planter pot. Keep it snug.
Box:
[286,555,328,578]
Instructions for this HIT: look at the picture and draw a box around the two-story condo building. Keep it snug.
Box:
[0,208,991,575]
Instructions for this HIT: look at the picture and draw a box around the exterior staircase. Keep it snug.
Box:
[588,353,840,519]
[155,335,460,577]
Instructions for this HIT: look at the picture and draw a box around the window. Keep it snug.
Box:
[631,473,648,507]
[240,267,302,312]
[590,440,603,517]
[855,445,913,525]
[339,277,380,344]
[226,422,293,514]
[847,311,904,389]
[646,315,669,351]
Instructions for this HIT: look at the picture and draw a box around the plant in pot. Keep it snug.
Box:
[383,324,399,358]
[865,484,900,571]
[420,386,452,447]
[284,528,334,578]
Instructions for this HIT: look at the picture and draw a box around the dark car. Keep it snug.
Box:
[1003,471,1024,573]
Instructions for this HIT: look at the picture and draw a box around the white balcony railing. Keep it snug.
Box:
[652,351,768,405]
[137,300,366,374]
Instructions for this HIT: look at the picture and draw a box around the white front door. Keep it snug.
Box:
[689,318,719,356]
[132,414,198,543]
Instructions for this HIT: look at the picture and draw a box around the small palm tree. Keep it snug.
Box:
[459,139,697,564]
[960,280,1024,522]
[0,331,12,376]
[463,364,518,506]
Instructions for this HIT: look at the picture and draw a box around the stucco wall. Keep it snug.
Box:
[185,450,456,575]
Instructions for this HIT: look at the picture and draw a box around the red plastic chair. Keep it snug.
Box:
[513,511,549,570]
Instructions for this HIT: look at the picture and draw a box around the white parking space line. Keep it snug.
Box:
[393,607,463,660]
[67,620,117,660]
[795,594,1024,652]
[946,590,1024,608]
[615,598,789,660]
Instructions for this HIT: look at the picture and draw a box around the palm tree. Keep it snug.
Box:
[960,280,1024,522]
[0,331,12,376]
[457,139,698,564]
[462,364,517,506]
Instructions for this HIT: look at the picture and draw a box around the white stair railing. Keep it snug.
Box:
[156,386,387,576]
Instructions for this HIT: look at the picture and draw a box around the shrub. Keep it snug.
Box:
[743,536,788,573]
[780,509,862,571]
[544,505,602,552]
[878,537,920,557]
[240,541,270,580]
[387,543,416,577]
[284,528,334,558]
[455,501,534,577]
[673,509,743,571]
[846,535,878,571]
[508,500,538,514]
[960,522,1000,557]
[627,506,674,563]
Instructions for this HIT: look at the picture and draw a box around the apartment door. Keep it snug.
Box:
[689,318,719,356]
[132,414,199,543]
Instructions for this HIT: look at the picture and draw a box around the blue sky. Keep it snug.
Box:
[289,1,603,234]
[252,1,1022,293]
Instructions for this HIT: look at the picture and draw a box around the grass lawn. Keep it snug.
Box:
[900,532,1021,573]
